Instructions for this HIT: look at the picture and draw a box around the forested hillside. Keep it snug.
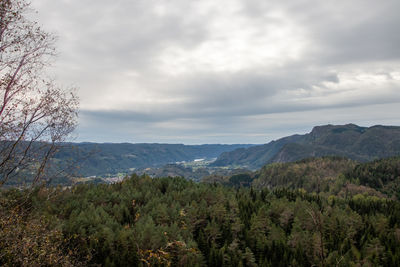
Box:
[344,157,400,200]
[212,124,400,169]
[53,143,252,176]
[207,156,400,201]
[1,173,400,266]
[252,157,357,193]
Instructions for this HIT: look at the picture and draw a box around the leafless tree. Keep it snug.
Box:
[0,0,78,186]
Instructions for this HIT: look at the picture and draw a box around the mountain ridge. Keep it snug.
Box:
[212,124,400,169]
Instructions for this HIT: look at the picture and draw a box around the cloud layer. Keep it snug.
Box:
[32,0,400,143]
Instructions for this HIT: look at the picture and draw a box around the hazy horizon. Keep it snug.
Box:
[65,122,400,145]
[32,0,400,144]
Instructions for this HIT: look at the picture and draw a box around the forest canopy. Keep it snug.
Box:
[1,172,400,266]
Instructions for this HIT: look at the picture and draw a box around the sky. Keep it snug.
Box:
[31,0,400,144]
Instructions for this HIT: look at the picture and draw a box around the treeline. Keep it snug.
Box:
[211,156,400,200]
[344,157,400,200]
[252,157,356,194]
[1,174,400,266]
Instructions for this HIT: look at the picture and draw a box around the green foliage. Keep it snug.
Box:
[250,156,400,201]
[345,157,400,199]
[253,157,355,193]
[1,174,400,266]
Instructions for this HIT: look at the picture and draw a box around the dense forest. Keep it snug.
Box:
[205,156,400,201]
[1,159,400,266]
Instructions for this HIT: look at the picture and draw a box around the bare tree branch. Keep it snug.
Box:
[0,0,78,187]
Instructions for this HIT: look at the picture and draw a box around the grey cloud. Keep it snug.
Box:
[164,67,347,115]
[295,1,400,64]
[36,0,211,74]
[80,62,400,140]
[31,0,400,143]
[80,85,400,126]
[242,0,400,64]
[77,102,400,144]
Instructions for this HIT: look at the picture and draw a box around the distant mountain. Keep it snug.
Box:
[210,134,303,168]
[212,124,400,169]
[53,143,253,177]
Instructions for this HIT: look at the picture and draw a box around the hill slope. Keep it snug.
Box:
[212,124,400,169]
[2,174,400,266]
[206,156,400,199]
[252,157,356,193]
[53,143,253,177]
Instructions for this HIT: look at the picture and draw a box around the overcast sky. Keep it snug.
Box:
[31,0,400,144]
